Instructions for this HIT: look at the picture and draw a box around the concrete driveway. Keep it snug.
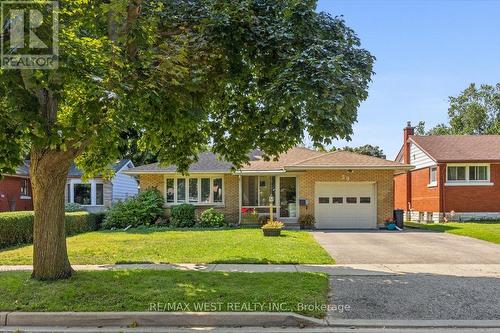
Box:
[312,230,500,264]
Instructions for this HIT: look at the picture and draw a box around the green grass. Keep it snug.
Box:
[0,229,334,265]
[406,221,500,244]
[0,270,329,318]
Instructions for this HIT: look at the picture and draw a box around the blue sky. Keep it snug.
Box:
[315,0,500,159]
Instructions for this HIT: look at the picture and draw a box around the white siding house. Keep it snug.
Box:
[65,160,139,213]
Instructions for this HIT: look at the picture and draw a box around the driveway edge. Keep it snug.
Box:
[327,319,500,328]
[3,312,326,328]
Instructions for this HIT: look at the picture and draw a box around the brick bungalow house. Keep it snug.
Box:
[394,122,500,222]
[0,161,33,212]
[124,147,411,229]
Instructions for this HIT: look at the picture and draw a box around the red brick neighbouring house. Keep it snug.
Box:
[394,122,500,221]
[0,162,33,212]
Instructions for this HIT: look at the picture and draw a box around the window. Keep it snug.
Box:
[318,197,329,204]
[166,177,223,205]
[166,179,175,203]
[242,176,275,206]
[201,178,211,203]
[177,179,186,203]
[20,179,29,196]
[95,184,104,205]
[446,165,490,183]
[346,197,357,204]
[469,166,488,181]
[189,178,198,203]
[360,197,371,204]
[447,166,466,181]
[332,197,343,204]
[74,184,92,205]
[429,167,437,184]
[68,181,105,206]
[213,178,223,203]
[279,177,297,218]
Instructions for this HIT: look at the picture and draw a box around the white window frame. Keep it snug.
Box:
[164,175,225,206]
[68,179,105,206]
[19,178,31,199]
[428,166,438,187]
[445,164,493,186]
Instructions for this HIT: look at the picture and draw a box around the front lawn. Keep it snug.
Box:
[0,229,334,265]
[406,221,500,244]
[0,270,329,318]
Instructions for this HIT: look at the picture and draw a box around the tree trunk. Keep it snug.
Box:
[30,148,74,280]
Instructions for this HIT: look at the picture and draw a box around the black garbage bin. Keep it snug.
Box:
[394,209,404,229]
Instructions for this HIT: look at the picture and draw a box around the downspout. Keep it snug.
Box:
[439,163,446,222]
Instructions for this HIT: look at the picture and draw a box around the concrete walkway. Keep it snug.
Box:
[1,263,500,277]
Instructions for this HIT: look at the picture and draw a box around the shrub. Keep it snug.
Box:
[170,204,196,228]
[65,203,85,212]
[0,211,97,249]
[103,188,164,229]
[298,214,315,229]
[199,208,226,228]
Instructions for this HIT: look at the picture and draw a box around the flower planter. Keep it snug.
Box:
[263,228,282,237]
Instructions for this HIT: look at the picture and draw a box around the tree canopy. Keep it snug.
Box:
[331,144,386,159]
[0,0,375,176]
[418,83,500,135]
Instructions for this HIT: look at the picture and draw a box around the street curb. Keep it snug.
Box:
[3,312,326,328]
[327,319,500,328]
[0,313,7,327]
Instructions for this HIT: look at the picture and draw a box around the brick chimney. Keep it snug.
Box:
[403,121,414,164]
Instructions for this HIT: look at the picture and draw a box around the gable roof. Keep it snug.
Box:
[68,159,133,177]
[125,147,411,174]
[286,150,411,170]
[409,135,500,162]
[124,152,233,174]
[241,147,324,171]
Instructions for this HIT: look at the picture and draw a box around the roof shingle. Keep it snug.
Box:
[410,135,500,162]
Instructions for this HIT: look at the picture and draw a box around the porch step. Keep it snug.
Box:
[284,223,300,230]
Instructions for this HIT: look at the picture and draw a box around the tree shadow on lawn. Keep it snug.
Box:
[115,257,299,265]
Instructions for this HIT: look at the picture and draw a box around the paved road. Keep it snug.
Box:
[328,274,500,320]
[312,230,500,264]
[2,327,500,333]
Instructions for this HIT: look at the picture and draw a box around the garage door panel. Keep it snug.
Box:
[315,182,376,229]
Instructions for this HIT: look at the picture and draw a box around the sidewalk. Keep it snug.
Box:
[1,263,500,277]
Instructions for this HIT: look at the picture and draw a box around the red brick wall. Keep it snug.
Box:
[394,167,440,212]
[444,164,500,212]
[0,176,33,212]
[393,173,407,210]
[410,167,440,212]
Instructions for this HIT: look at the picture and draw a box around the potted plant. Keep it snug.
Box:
[262,221,284,237]
[384,217,397,231]
[298,214,315,230]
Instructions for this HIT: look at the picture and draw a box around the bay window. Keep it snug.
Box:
[165,177,224,205]
[67,180,104,206]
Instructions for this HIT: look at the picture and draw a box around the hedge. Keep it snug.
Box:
[0,211,104,249]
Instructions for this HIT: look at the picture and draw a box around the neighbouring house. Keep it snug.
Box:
[123,148,411,229]
[0,161,33,212]
[394,122,500,222]
[65,159,139,213]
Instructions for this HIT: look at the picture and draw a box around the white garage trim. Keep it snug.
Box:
[314,182,377,229]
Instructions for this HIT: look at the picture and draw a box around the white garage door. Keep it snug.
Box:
[315,182,376,229]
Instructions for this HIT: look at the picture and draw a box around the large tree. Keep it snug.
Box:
[421,83,500,135]
[0,0,374,280]
[333,144,386,159]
